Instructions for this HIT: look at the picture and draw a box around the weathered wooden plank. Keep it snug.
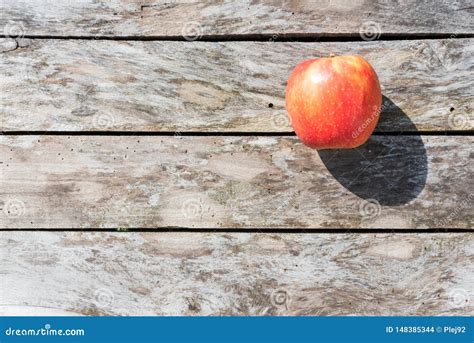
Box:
[1,232,472,316]
[1,0,472,37]
[0,135,472,229]
[1,38,472,132]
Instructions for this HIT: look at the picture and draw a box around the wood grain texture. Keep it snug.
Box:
[0,135,472,229]
[1,0,472,37]
[1,38,472,132]
[1,232,472,316]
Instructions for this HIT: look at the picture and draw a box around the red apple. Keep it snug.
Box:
[285,55,382,149]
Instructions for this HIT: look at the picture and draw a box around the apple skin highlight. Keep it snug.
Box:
[285,55,382,150]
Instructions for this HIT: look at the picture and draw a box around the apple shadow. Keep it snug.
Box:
[318,96,427,206]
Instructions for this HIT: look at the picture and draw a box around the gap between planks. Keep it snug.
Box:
[1,131,473,136]
[1,33,474,42]
[0,228,472,233]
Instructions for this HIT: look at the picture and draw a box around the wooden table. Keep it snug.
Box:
[0,1,472,316]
